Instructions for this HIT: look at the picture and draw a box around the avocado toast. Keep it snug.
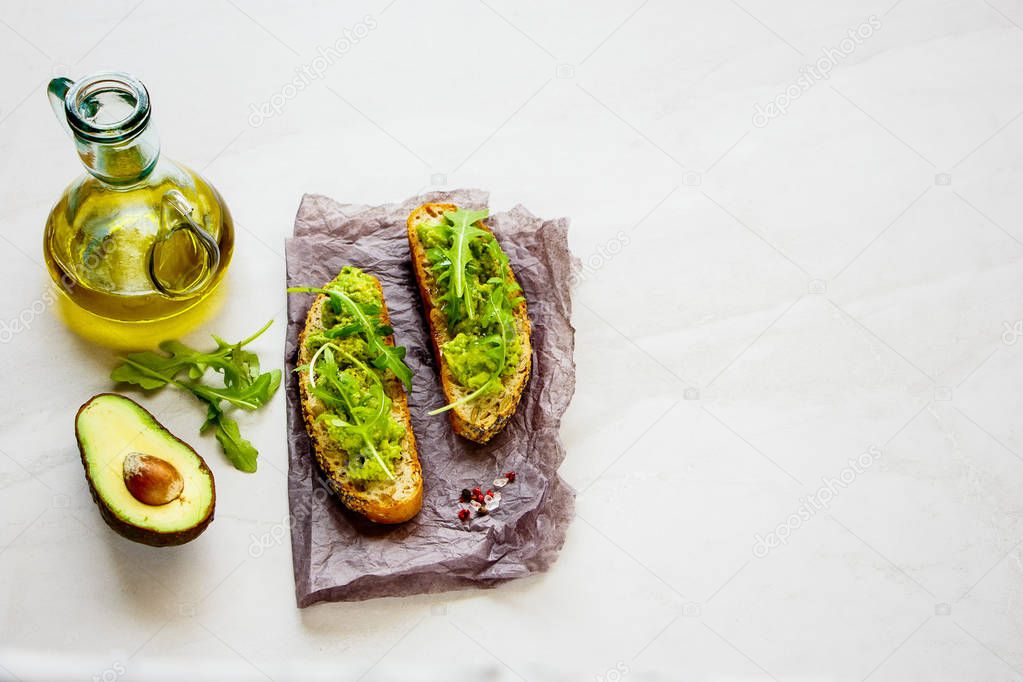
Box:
[407,203,532,443]
[291,267,422,524]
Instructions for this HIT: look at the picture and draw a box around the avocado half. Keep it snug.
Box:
[75,393,216,547]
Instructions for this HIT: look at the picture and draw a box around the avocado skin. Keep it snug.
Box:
[75,393,216,547]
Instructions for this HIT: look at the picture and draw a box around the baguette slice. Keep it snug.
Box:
[296,271,422,523]
[407,203,532,443]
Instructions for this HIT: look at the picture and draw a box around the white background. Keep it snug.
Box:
[2,0,1023,680]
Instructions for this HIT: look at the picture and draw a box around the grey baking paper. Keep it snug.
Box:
[285,190,576,606]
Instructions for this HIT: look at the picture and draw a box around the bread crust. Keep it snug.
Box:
[296,275,422,524]
[406,203,532,444]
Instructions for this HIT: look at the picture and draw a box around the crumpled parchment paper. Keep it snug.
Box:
[285,190,576,606]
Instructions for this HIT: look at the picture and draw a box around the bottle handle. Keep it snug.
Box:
[48,77,74,137]
[149,190,221,298]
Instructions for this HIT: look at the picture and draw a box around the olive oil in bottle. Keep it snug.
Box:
[44,72,234,325]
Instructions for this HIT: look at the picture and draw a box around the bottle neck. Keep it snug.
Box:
[75,125,160,186]
[54,72,160,186]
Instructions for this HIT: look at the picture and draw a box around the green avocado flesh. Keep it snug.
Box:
[417,209,522,398]
[75,394,215,546]
[303,267,406,483]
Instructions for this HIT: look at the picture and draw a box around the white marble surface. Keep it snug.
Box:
[2,0,1023,679]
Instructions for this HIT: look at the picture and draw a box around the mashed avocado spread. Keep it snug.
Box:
[417,209,522,410]
[296,267,409,482]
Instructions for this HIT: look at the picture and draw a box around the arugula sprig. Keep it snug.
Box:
[424,208,490,328]
[110,320,280,473]
[444,208,489,321]
[286,286,413,391]
[303,343,396,481]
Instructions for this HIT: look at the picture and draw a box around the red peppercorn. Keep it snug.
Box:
[505,471,516,482]
[486,489,493,497]
[472,487,482,497]
[458,509,470,522]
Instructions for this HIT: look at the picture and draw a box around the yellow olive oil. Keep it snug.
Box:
[44,164,234,322]
[45,72,234,329]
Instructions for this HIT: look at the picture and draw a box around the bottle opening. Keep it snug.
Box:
[79,88,137,126]
[66,72,150,143]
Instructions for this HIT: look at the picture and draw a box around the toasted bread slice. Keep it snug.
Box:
[296,273,422,524]
[407,202,532,443]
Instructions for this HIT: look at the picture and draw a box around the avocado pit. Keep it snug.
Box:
[123,452,184,506]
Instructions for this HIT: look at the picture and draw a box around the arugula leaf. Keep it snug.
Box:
[199,401,259,473]
[443,209,489,317]
[190,369,281,411]
[307,343,396,480]
[423,209,506,331]
[287,286,413,391]
[110,320,279,473]
[327,289,412,391]
[110,356,171,389]
[210,415,259,473]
